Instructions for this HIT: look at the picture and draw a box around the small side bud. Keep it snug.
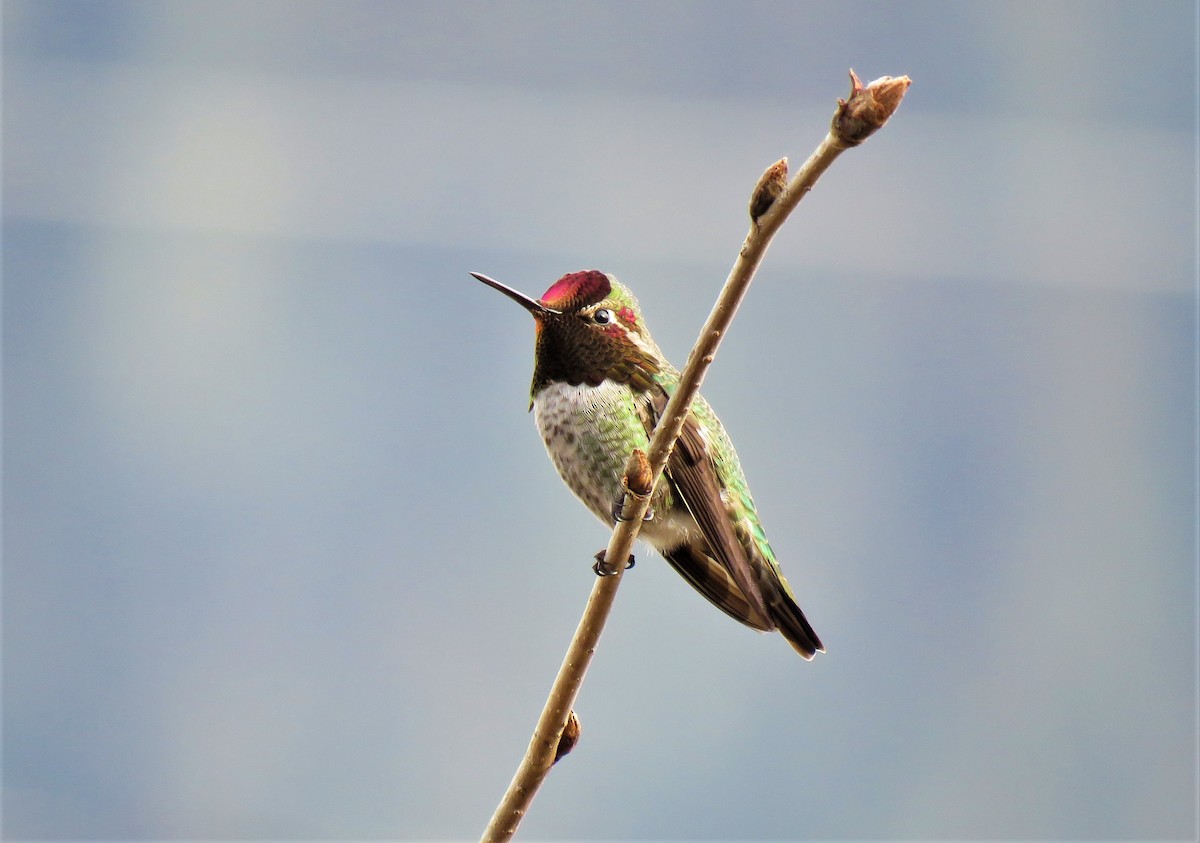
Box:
[553,710,581,764]
[832,69,911,147]
[622,448,654,499]
[749,157,789,223]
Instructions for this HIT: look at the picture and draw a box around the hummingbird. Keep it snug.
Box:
[474,269,823,660]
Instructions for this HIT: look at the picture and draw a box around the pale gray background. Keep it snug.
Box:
[3,1,1196,839]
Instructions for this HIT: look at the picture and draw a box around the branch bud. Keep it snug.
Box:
[622,449,653,499]
[552,710,581,764]
[832,69,911,147]
[749,157,789,223]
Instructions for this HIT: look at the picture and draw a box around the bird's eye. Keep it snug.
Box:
[593,309,614,325]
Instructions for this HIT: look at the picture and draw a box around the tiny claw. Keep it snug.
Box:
[610,498,628,522]
[593,549,635,576]
[611,496,655,523]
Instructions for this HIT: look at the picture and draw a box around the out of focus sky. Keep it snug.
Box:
[3,1,1196,840]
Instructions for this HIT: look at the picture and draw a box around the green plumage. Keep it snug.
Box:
[477,269,823,659]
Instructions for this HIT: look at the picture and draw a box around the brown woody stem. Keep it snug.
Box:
[481,69,909,843]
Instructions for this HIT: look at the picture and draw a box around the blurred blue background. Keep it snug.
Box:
[3,1,1196,839]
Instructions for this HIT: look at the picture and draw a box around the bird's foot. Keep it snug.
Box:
[610,497,654,523]
[593,549,635,577]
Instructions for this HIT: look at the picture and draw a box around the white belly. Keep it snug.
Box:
[532,380,699,550]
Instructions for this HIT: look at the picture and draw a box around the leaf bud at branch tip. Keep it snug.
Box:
[832,69,911,147]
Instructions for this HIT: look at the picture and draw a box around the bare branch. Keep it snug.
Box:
[480,70,909,843]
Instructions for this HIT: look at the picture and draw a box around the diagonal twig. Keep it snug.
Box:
[480,70,910,843]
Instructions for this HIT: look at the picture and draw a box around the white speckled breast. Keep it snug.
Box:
[532,379,697,550]
[533,380,638,522]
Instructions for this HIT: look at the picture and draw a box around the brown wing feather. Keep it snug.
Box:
[647,388,774,628]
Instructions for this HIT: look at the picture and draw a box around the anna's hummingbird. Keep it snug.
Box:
[475,269,823,660]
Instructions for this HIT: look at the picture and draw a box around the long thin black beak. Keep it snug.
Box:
[471,272,561,316]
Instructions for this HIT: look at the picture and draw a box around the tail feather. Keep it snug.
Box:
[662,543,825,660]
[662,543,774,631]
[762,573,824,660]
